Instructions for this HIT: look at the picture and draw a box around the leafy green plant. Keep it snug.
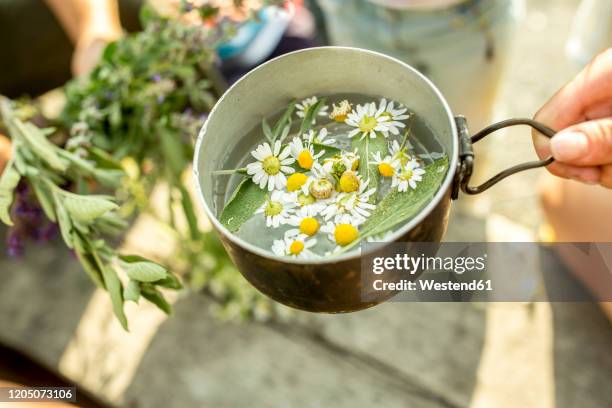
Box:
[1,3,285,327]
[0,97,180,329]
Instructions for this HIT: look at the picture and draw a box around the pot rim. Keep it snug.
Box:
[193,46,458,265]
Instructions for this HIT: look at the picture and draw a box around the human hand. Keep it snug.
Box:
[0,134,10,175]
[72,21,122,76]
[533,48,612,189]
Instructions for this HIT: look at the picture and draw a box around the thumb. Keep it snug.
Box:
[550,118,612,166]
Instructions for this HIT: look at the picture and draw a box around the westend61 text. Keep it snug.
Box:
[373,279,493,292]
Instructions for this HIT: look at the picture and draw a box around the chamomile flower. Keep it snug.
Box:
[392,159,426,192]
[345,102,391,139]
[289,136,324,170]
[247,141,295,191]
[389,140,412,167]
[321,222,360,247]
[295,190,327,217]
[322,151,359,177]
[321,179,375,225]
[371,151,400,178]
[271,232,317,259]
[295,96,329,121]
[377,98,410,136]
[287,208,321,237]
[329,100,353,122]
[255,191,297,228]
[304,128,335,146]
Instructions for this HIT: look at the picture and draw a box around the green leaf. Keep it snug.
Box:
[313,143,340,161]
[178,184,201,240]
[61,192,118,224]
[56,202,74,249]
[298,98,325,136]
[124,280,141,303]
[101,41,118,63]
[139,3,160,28]
[119,255,168,283]
[356,157,449,247]
[262,119,274,144]
[0,162,21,226]
[101,265,128,330]
[159,128,186,177]
[273,102,295,141]
[141,286,173,315]
[219,178,267,232]
[72,232,105,288]
[14,121,68,172]
[30,179,56,222]
[154,273,183,290]
[351,135,387,202]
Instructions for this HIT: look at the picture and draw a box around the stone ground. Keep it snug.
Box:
[2,0,612,407]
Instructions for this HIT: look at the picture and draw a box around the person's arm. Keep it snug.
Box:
[533,48,612,189]
[44,0,123,75]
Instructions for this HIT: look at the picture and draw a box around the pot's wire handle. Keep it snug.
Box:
[452,116,556,198]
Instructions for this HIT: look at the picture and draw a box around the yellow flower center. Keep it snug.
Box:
[401,168,413,181]
[378,163,394,177]
[297,150,314,169]
[297,193,316,207]
[352,159,359,171]
[299,217,320,236]
[287,173,308,191]
[264,201,282,217]
[289,240,305,255]
[358,116,378,132]
[339,171,360,193]
[333,114,348,122]
[334,224,359,246]
[262,156,281,175]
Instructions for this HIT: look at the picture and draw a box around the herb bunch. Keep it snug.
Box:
[0,97,180,329]
[61,5,279,320]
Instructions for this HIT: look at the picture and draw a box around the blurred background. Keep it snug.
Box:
[1,0,611,407]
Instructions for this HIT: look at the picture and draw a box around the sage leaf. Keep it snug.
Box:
[361,157,449,241]
[61,192,119,224]
[154,274,183,290]
[124,280,141,303]
[72,232,105,288]
[119,255,168,282]
[14,121,68,172]
[0,162,21,226]
[220,178,267,232]
[30,180,56,222]
[56,202,74,249]
[351,135,388,202]
[141,286,172,315]
[100,265,128,330]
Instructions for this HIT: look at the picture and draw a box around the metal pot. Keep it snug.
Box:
[193,47,555,313]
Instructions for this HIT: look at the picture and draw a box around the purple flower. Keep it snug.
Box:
[152,74,162,82]
[6,232,23,257]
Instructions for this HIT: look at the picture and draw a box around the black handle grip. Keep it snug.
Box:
[453,117,556,198]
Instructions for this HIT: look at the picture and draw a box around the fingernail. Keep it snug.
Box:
[550,131,589,161]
